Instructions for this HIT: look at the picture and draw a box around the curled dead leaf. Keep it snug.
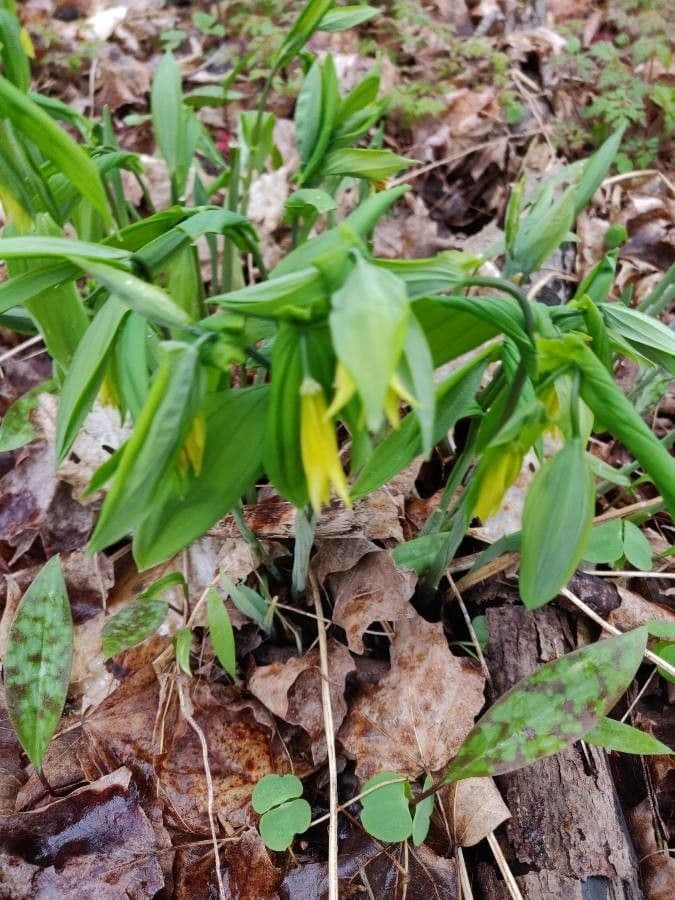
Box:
[441,776,511,846]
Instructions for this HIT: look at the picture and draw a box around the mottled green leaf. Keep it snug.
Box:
[520,438,595,609]
[252,774,304,814]
[360,773,413,843]
[444,628,647,782]
[206,587,237,682]
[259,799,312,851]
[102,598,168,660]
[4,556,73,773]
[585,717,672,755]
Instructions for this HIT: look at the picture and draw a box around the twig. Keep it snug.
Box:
[456,847,474,900]
[560,587,675,680]
[486,833,524,900]
[581,569,675,580]
[621,668,658,723]
[309,569,338,900]
[602,169,675,196]
[177,680,226,900]
[447,575,493,687]
[594,496,663,523]
[0,334,43,367]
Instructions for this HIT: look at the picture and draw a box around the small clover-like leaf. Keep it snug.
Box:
[259,798,311,851]
[102,598,168,659]
[4,556,73,773]
[252,774,304,814]
[645,621,675,640]
[360,772,413,843]
[412,776,434,847]
[622,520,652,571]
[652,641,675,684]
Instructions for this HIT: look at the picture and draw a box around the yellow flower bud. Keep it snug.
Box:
[300,378,351,513]
[324,362,357,421]
[474,444,524,522]
[178,412,206,477]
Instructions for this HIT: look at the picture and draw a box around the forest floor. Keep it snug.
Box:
[0,1,674,898]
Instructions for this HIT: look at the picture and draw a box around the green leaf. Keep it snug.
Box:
[652,642,675,684]
[393,531,456,575]
[360,773,413,843]
[645,620,675,640]
[206,587,238,682]
[587,453,632,487]
[352,350,488,499]
[275,0,335,68]
[0,10,30,91]
[55,298,129,463]
[401,312,435,456]
[573,128,623,215]
[297,55,339,187]
[294,58,323,168]
[444,627,648,782]
[602,303,675,374]
[507,186,575,277]
[151,53,182,176]
[520,439,595,609]
[221,573,270,633]
[259,799,312,852]
[622,520,652,571]
[374,250,481,300]
[583,521,624,565]
[102,598,169,660]
[252,774,304,814]
[322,148,415,180]
[330,257,409,431]
[4,556,73,773]
[0,75,111,221]
[0,237,129,264]
[284,188,337,224]
[319,5,378,31]
[0,379,55,452]
[173,627,192,676]
[585,717,672,755]
[89,342,204,552]
[412,776,434,847]
[68,257,192,329]
[132,385,268,569]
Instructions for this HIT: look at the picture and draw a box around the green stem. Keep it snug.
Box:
[232,502,281,581]
[455,276,535,340]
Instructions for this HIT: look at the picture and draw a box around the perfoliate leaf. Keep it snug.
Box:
[444,628,648,783]
[102,598,169,660]
[259,799,312,851]
[360,773,413,843]
[206,587,237,682]
[585,717,672,755]
[330,257,409,432]
[4,556,73,773]
[520,438,595,609]
[252,774,304,814]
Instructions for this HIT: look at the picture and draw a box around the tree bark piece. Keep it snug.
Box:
[473,603,643,899]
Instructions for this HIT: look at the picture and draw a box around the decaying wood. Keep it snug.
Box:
[473,603,644,900]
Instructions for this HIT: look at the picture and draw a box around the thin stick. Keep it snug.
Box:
[602,169,675,196]
[486,833,524,900]
[621,668,658,723]
[456,847,474,900]
[309,570,338,900]
[560,587,675,680]
[594,496,663,523]
[0,334,43,366]
[581,570,675,580]
[448,575,493,687]
[177,681,226,900]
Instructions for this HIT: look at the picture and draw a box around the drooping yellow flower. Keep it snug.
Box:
[178,412,206,477]
[98,370,121,411]
[474,443,524,522]
[325,362,417,430]
[300,378,351,513]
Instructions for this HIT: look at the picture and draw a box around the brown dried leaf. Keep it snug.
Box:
[158,682,282,833]
[0,686,25,815]
[248,640,355,764]
[329,550,417,654]
[311,536,378,584]
[174,828,280,900]
[442,777,510,846]
[0,768,168,898]
[339,616,485,780]
[609,586,675,633]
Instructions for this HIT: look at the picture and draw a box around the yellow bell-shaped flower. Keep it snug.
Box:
[300,378,351,514]
[474,443,524,522]
[325,362,417,430]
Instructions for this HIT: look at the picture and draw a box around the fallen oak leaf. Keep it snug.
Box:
[339,616,485,780]
[248,639,355,764]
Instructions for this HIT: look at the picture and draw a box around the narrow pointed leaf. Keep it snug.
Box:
[4,556,73,773]
[520,438,595,609]
[585,717,672,755]
[206,587,238,682]
[102,599,169,659]
[444,628,647,783]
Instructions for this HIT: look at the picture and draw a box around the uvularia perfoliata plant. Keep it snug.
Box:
[0,0,673,841]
